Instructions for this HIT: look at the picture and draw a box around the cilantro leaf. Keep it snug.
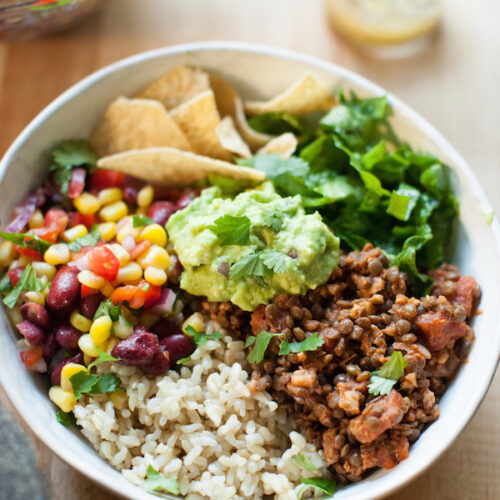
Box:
[176,356,191,365]
[3,266,44,309]
[264,213,284,232]
[244,336,256,348]
[144,465,179,496]
[248,111,305,135]
[368,351,408,396]
[70,370,123,400]
[294,453,317,472]
[208,214,251,246]
[52,139,97,171]
[55,410,76,427]
[229,252,272,280]
[89,373,123,395]
[185,325,222,346]
[87,349,120,370]
[298,477,336,499]
[247,331,282,364]
[260,250,289,274]
[0,231,53,255]
[67,225,101,252]
[93,298,121,321]
[132,214,154,227]
[279,332,324,356]
[0,274,12,293]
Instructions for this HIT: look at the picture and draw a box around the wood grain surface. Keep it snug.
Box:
[0,1,499,499]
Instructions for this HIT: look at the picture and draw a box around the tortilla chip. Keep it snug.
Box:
[89,97,192,158]
[257,133,298,159]
[170,89,232,161]
[97,147,265,188]
[244,73,335,116]
[216,116,251,158]
[137,66,210,110]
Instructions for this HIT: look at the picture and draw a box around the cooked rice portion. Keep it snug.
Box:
[74,324,331,500]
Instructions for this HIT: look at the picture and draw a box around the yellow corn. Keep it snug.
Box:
[48,386,76,413]
[135,207,148,215]
[74,192,101,215]
[105,336,120,354]
[183,312,205,335]
[98,187,122,205]
[8,307,23,326]
[24,291,45,306]
[139,224,167,248]
[110,391,128,410]
[144,266,167,286]
[44,243,70,266]
[78,269,105,289]
[137,185,154,207]
[139,310,160,329]
[17,255,33,267]
[100,280,114,298]
[116,262,142,283]
[0,241,17,267]
[63,224,88,242]
[78,334,100,357]
[70,310,92,333]
[113,314,134,339]
[100,201,128,222]
[137,245,170,270]
[116,227,140,244]
[28,209,44,229]
[32,261,56,280]
[109,244,129,266]
[60,363,88,392]
[89,315,112,346]
[98,222,116,242]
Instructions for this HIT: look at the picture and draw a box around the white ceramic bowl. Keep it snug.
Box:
[0,42,499,500]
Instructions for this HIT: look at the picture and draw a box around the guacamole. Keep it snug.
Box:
[166,184,340,311]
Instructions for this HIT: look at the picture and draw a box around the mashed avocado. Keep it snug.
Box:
[166,184,339,311]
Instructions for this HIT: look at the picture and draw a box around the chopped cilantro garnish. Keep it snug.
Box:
[259,249,289,274]
[176,356,191,365]
[0,273,12,293]
[208,214,251,246]
[229,250,289,280]
[70,370,123,401]
[279,332,324,356]
[246,331,282,364]
[67,225,101,252]
[132,214,154,227]
[93,299,121,322]
[294,453,317,472]
[368,351,408,396]
[185,325,222,346]
[3,266,44,309]
[0,231,53,254]
[263,213,284,232]
[298,477,336,498]
[87,349,120,370]
[55,409,76,427]
[144,465,179,496]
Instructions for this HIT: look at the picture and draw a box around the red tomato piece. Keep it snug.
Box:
[68,168,86,199]
[15,244,42,259]
[87,246,120,281]
[90,170,124,191]
[8,267,25,287]
[20,346,44,369]
[110,280,160,309]
[68,212,97,230]
[81,284,99,299]
[128,240,151,260]
[44,208,69,234]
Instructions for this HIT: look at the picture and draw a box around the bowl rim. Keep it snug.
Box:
[0,40,499,500]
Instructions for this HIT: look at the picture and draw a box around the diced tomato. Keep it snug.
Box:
[128,240,150,260]
[415,310,471,351]
[153,186,183,202]
[68,212,97,230]
[8,267,25,287]
[68,168,86,199]
[44,208,69,234]
[90,169,124,191]
[110,280,161,309]
[14,244,42,259]
[81,284,99,299]
[87,246,120,281]
[20,346,44,369]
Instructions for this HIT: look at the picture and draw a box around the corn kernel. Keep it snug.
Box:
[139,310,160,329]
[116,262,142,283]
[137,245,170,270]
[183,312,205,335]
[17,255,33,267]
[8,307,23,325]
[144,266,167,286]
[60,363,88,392]
[24,291,45,306]
[110,391,128,410]
[109,244,130,266]
[90,315,112,346]
[48,386,76,413]
[137,185,154,207]
[100,280,114,298]
[139,224,167,247]
[105,336,120,354]
[74,192,101,215]
[78,269,105,289]
[32,261,56,280]
[98,187,122,205]
[78,334,100,357]
[63,224,88,242]
[42,286,50,298]
[28,209,44,229]
[44,243,70,266]
[96,222,116,242]
[100,201,128,222]
[83,353,92,366]
[113,314,134,339]
[116,227,140,244]
[0,241,17,267]
[70,310,92,332]
[135,207,148,215]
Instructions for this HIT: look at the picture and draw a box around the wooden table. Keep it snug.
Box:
[0,1,499,499]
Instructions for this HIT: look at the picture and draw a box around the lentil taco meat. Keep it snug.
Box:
[202,244,479,483]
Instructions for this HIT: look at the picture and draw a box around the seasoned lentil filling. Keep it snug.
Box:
[201,244,479,482]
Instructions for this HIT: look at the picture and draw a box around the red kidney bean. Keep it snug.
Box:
[146,201,176,226]
[79,292,104,318]
[16,320,45,346]
[150,319,179,339]
[7,267,25,287]
[122,175,145,204]
[43,330,59,363]
[111,331,159,367]
[176,191,196,210]
[51,352,84,386]
[141,350,170,375]
[55,323,81,351]
[46,266,80,312]
[20,302,50,329]
[159,333,194,364]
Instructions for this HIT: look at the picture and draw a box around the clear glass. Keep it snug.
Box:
[326,0,443,57]
[0,0,101,41]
